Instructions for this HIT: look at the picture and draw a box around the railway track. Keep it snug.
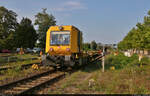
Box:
[0,69,65,95]
[0,51,103,95]
[0,57,38,64]
[0,62,40,71]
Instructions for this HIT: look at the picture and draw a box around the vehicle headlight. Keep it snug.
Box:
[49,48,54,52]
[66,48,70,52]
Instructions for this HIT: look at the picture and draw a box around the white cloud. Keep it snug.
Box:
[65,1,82,7]
[53,1,87,12]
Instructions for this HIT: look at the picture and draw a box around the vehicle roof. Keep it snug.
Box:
[49,25,80,31]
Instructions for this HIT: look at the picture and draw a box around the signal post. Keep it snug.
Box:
[102,45,105,72]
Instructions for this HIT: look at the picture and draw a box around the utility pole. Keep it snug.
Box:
[102,45,105,72]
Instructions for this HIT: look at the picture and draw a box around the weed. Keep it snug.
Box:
[134,85,149,94]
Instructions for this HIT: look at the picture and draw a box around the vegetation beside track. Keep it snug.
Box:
[0,54,39,64]
[14,54,39,59]
[0,53,38,57]
[0,59,40,68]
[44,53,150,94]
[0,66,51,85]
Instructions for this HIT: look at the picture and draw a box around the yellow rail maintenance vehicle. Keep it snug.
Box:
[42,25,89,68]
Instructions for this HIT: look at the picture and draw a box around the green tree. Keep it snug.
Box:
[34,8,56,49]
[0,6,18,49]
[83,43,91,51]
[14,17,37,48]
[118,10,150,51]
[91,40,97,50]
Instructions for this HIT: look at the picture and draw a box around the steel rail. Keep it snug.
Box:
[0,69,55,93]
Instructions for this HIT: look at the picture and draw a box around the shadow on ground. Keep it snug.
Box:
[80,60,102,73]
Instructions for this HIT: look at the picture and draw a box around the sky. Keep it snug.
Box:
[1,0,150,44]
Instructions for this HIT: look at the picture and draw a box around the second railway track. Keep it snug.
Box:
[0,69,66,95]
[0,62,40,71]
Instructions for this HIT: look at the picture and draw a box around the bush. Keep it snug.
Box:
[140,56,150,65]
[105,53,139,69]
[127,53,139,66]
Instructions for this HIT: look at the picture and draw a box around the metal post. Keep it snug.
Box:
[102,45,105,72]
[8,57,10,63]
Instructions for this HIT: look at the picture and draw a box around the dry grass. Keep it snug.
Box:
[0,66,51,85]
[0,59,40,68]
[0,53,39,64]
[47,62,150,94]
[15,54,39,59]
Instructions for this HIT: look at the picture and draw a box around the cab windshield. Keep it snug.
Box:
[50,31,70,45]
